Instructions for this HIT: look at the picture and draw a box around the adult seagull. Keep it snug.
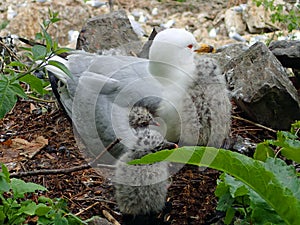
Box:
[46,28,220,163]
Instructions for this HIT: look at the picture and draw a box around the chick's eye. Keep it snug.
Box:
[187,44,193,49]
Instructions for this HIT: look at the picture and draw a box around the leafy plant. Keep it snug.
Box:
[0,164,86,224]
[254,121,300,163]
[0,9,71,119]
[130,144,300,224]
[254,0,300,32]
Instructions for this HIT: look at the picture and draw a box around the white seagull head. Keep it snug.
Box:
[148,28,199,89]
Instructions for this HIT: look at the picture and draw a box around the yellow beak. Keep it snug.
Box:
[194,44,216,54]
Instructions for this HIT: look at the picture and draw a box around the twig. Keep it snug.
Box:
[27,95,57,103]
[0,40,20,62]
[10,139,120,178]
[102,209,121,225]
[76,197,116,205]
[75,202,100,216]
[89,138,121,167]
[232,115,277,133]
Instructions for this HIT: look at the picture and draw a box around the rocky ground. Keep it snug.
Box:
[0,0,296,224]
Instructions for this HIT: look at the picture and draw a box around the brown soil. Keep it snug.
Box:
[0,98,276,224]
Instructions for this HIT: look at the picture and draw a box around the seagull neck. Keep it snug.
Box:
[148,60,195,89]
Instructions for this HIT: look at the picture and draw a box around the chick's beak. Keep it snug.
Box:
[162,141,178,150]
[149,120,160,127]
[194,44,216,54]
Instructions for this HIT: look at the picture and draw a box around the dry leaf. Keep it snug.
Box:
[12,136,48,159]
[30,103,37,114]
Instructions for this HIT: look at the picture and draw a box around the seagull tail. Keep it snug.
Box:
[45,55,69,84]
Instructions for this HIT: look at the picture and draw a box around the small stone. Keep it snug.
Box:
[224,7,246,35]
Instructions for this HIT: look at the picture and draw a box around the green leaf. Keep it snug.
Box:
[249,190,285,224]
[281,140,300,163]
[224,173,249,198]
[264,158,300,200]
[19,74,45,95]
[38,196,53,205]
[54,47,72,55]
[50,18,61,24]
[0,164,10,192]
[35,32,43,40]
[54,213,69,225]
[19,201,38,215]
[0,75,27,119]
[0,206,5,223]
[48,60,72,78]
[8,61,28,69]
[35,203,51,216]
[42,28,53,52]
[11,178,47,198]
[1,164,10,182]
[32,45,47,61]
[130,147,300,224]
[266,130,300,163]
[254,143,275,162]
[224,207,235,225]
[9,81,27,99]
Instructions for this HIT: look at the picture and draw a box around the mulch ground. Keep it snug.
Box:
[0,98,277,225]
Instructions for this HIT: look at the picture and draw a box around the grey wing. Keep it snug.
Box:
[64,54,163,161]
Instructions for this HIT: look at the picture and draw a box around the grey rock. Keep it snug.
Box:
[269,40,300,69]
[224,42,300,130]
[76,10,143,55]
[206,43,249,72]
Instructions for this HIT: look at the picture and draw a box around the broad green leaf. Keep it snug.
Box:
[281,140,300,163]
[32,45,47,61]
[249,190,285,224]
[0,164,10,192]
[38,196,53,205]
[1,164,10,182]
[130,147,300,225]
[0,176,10,193]
[0,76,27,118]
[9,81,27,99]
[224,207,235,225]
[8,61,27,69]
[35,203,51,216]
[266,130,300,163]
[19,74,45,95]
[264,158,300,200]
[19,201,38,215]
[54,213,68,225]
[223,173,249,198]
[11,178,47,198]
[48,60,72,78]
[254,143,275,162]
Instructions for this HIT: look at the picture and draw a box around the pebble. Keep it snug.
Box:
[7,5,17,20]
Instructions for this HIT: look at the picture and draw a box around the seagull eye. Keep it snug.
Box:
[187,44,193,49]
